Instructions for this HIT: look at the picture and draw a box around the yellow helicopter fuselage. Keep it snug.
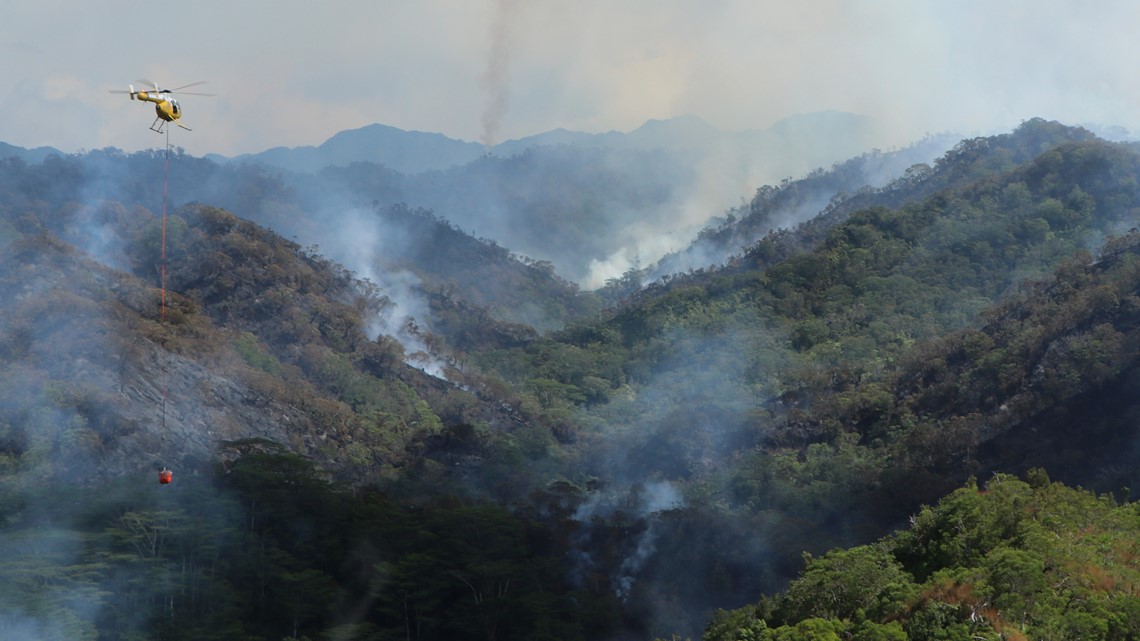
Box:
[134,91,182,124]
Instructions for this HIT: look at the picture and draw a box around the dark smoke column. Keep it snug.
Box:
[480,0,519,149]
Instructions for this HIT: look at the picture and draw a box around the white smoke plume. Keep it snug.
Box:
[327,207,449,378]
[571,480,685,602]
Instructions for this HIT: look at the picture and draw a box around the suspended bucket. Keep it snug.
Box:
[158,468,173,485]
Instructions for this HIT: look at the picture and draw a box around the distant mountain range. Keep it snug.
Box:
[0,113,875,174]
[202,111,883,176]
[0,140,62,163]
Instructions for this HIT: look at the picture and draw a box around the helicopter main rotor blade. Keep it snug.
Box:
[124,79,214,96]
[169,81,209,92]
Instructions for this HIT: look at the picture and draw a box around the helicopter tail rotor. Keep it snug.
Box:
[108,83,141,99]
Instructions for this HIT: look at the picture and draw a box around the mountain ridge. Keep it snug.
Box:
[202,111,883,175]
[0,140,62,163]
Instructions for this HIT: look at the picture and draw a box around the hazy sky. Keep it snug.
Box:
[3,0,1138,157]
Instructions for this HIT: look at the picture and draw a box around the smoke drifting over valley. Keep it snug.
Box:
[209,110,927,295]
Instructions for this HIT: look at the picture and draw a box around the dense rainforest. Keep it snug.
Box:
[0,118,1137,640]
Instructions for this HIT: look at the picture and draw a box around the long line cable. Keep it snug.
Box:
[160,125,170,447]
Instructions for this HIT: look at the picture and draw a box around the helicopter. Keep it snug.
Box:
[110,79,213,133]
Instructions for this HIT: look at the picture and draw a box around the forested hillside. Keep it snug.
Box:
[0,148,602,333]
[649,132,957,279]
[0,194,527,484]
[0,175,627,638]
[472,120,1139,502]
[0,118,1138,640]
[460,119,1140,635]
[705,472,1140,640]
